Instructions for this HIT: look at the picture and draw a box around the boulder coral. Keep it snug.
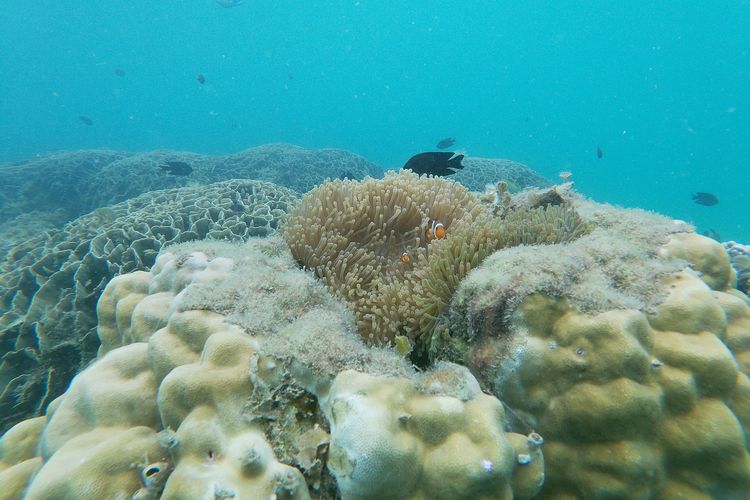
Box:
[726,240,750,295]
[325,368,544,499]
[1,237,541,499]
[441,202,750,497]
[2,178,749,498]
[0,179,298,435]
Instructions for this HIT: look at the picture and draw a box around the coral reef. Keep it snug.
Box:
[86,143,379,209]
[3,171,749,498]
[726,240,750,295]
[452,156,552,192]
[0,150,132,231]
[0,180,297,435]
[439,198,750,497]
[283,171,586,357]
[0,238,540,499]
[326,368,544,499]
[0,144,377,235]
[282,170,482,346]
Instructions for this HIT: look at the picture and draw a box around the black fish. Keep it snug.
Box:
[197,74,206,84]
[436,137,455,149]
[79,116,94,126]
[692,192,719,206]
[158,160,193,176]
[596,146,603,159]
[114,68,125,77]
[403,152,465,177]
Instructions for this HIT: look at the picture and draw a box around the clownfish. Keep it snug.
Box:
[400,252,410,264]
[426,219,446,240]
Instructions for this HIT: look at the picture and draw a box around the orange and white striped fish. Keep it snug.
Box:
[426,219,446,240]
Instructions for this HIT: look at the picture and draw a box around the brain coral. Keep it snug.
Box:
[282,171,586,359]
[0,237,542,499]
[0,179,298,435]
[439,196,750,498]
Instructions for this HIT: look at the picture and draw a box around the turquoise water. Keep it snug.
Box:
[1,1,748,241]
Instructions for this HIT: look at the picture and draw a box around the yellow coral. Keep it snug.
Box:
[1,237,544,498]
[450,232,750,497]
[325,368,544,499]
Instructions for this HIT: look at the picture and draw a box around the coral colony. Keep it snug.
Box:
[2,158,750,499]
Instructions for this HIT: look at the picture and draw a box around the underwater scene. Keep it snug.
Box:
[1,1,749,499]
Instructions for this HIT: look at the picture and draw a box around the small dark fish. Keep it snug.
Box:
[692,192,719,206]
[79,116,94,126]
[197,74,206,85]
[114,68,125,77]
[436,137,455,149]
[403,152,465,177]
[596,146,603,159]
[216,0,245,7]
[158,160,193,176]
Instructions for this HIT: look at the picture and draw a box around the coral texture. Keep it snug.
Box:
[326,368,544,499]
[3,192,750,497]
[87,143,379,209]
[0,144,378,237]
[0,180,297,435]
[442,199,750,498]
[283,171,586,356]
[452,156,552,192]
[726,240,750,295]
[0,238,539,499]
[0,150,132,232]
[282,170,482,347]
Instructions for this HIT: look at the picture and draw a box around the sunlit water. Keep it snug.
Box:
[0,1,748,241]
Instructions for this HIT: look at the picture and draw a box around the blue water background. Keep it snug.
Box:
[1,1,748,242]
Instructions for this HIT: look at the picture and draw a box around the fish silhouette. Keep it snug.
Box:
[692,192,719,206]
[597,146,603,159]
[436,137,455,149]
[215,0,245,7]
[158,161,193,176]
[79,116,94,126]
[403,152,465,177]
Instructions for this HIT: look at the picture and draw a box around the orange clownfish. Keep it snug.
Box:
[426,219,446,240]
[400,252,410,264]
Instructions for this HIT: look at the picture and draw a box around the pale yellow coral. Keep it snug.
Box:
[0,416,46,499]
[4,237,539,498]
[324,368,543,499]
[661,232,736,290]
[26,426,163,499]
[452,231,750,497]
